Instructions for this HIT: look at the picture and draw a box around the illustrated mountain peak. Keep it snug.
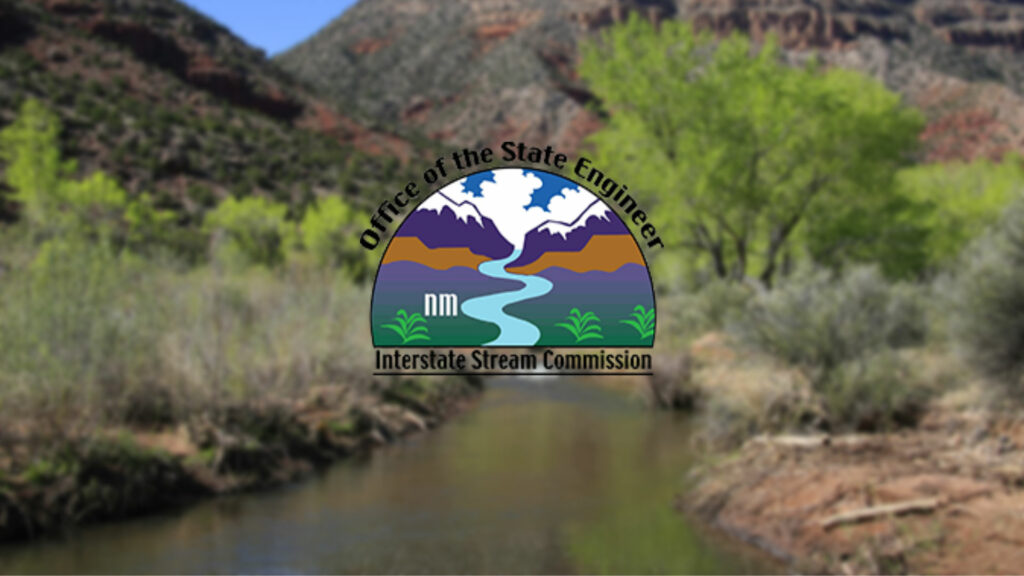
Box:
[418,192,487,228]
[434,169,598,250]
[536,200,612,240]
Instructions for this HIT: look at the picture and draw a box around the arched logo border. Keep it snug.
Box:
[368,166,658,349]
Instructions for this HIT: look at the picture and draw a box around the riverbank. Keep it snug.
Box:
[0,378,778,574]
[0,378,481,542]
[666,332,1024,574]
[686,410,1024,574]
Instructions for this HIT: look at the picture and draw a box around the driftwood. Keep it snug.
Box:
[751,434,828,449]
[820,497,943,530]
[751,434,888,451]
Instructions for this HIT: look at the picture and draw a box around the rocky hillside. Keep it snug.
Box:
[0,0,422,222]
[278,0,1024,162]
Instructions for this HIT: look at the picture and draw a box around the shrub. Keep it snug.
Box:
[948,198,1024,390]
[733,266,926,373]
[821,351,930,432]
[157,266,372,412]
[732,266,932,431]
[658,280,753,345]
[0,244,372,438]
[204,196,293,267]
[0,240,162,438]
[698,362,822,447]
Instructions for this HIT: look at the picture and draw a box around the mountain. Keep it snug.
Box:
[509,201,628,269]
[536,200,611,239]
[0,0,422,222]
[278,0,1024,162]
[418,191,486,227]
[395,193,513,259]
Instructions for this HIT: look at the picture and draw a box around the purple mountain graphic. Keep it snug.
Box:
[509,204,631,268]
[397,204,513,259]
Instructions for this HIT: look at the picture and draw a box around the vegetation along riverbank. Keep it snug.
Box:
[0,98,482,541]
[581,17,1024,576]
[0,377,479,541]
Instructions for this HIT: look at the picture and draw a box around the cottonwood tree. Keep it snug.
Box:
[579,16,927,286]
[0,99,177,250]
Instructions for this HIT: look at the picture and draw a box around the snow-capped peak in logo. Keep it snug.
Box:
[536,200,611,239]
[421,169,596,250]
[418,191,485,227]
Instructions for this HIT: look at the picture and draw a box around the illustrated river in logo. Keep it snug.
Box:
[371,168,656,347]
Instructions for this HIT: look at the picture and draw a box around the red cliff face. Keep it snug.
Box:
[279,0,1024,163]
[82,14,303,123]
[86,17,190,76]
[676,0,1024,52]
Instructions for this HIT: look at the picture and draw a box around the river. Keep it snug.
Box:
[460,250,553,346]
[0,379,778,574]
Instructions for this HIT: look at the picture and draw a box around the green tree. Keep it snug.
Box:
[300,195,373,279]
[898,156,1024,270]
[58,170,129,240]
[124,192,181,252]
[204,196,292,267]
[0,99,177,250]
[579,17,926,285]
[0,99,72,227]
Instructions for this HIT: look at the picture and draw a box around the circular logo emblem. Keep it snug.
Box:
[372,168,655,347]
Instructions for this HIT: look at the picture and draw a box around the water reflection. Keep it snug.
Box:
[0,379,778,574]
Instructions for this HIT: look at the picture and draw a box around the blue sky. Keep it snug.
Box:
[181,1,358,56]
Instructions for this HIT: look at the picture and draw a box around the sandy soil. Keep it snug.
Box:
[686,410,1024,574]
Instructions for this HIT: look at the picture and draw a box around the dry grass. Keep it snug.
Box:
[0,239,373,453]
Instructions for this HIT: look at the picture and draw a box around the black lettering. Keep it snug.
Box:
[501,141,517,161]
[360,229,380,249]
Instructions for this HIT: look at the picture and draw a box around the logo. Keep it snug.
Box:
[365,143,662,376]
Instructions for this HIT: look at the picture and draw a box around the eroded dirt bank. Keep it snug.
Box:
[0,378,480,541]
[686,411,1024,574]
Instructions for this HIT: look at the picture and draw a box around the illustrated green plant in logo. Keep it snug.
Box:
[556,308,603,344]
[381,309,430,345]
[621,305,655,341]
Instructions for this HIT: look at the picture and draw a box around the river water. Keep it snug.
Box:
[460,250,553,346]
[0,379,778,574]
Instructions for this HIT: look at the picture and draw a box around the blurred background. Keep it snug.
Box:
[1,0,1023,574]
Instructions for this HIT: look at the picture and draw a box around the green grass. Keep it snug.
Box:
[556,308,604,344]
[620,305,655,341]
[380,309,431,345]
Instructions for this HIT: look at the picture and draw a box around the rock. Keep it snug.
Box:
[648,354,697,409]
[277,0,1024,161]
[87,18,190,77]
[46,46,68,62]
